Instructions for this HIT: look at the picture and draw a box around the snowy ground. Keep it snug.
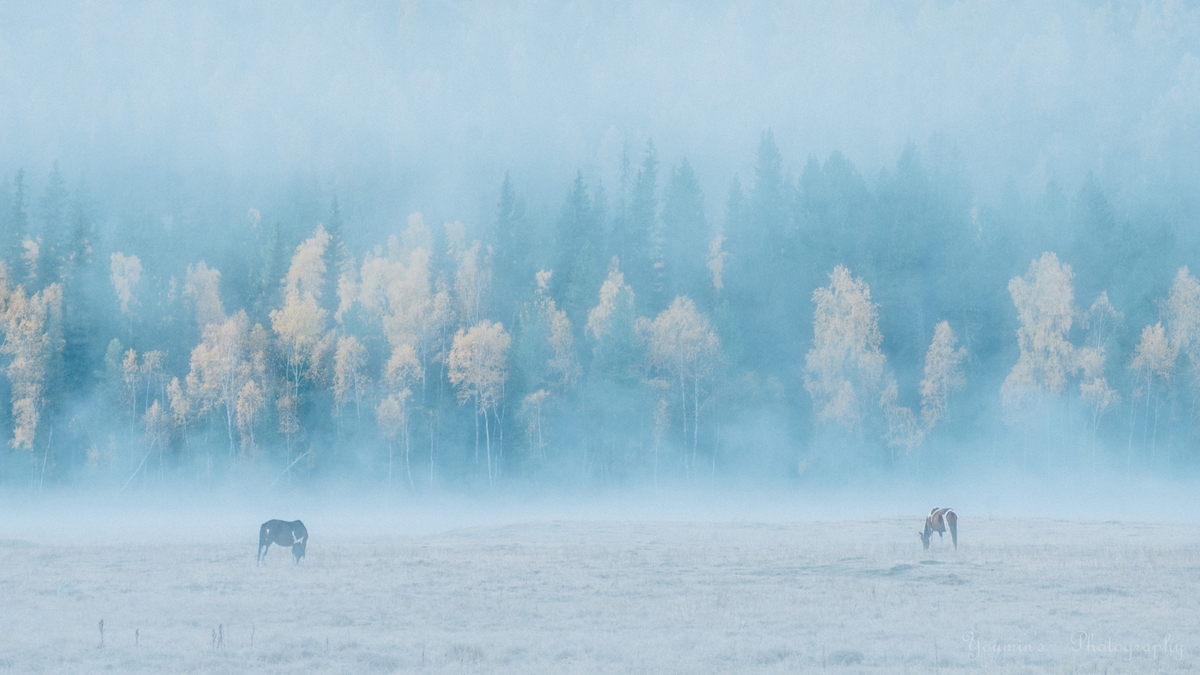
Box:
[2,515,1199,673]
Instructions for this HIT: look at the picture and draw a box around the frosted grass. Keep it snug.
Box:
[2,518,1198,673]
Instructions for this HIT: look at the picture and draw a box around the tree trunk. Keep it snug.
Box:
[484,404,493,486]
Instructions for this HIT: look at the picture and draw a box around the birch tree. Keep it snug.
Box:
[183,261,224,327]
[0,279,61,450]
[333,335,369,422]
[186,310,253,458]
[1001,252,1076,418]
[447,320,510,485]
[110,252,141,336]
[643,296,720,475]
[235,379,265,454]
[804,265,886,431]
[1130,322,1173,458]
[919,321,967,431]
[454,240,492,328]
[270,226,334,428]
[587,261,643,383]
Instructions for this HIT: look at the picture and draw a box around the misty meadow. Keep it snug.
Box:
[4,2,1200,672]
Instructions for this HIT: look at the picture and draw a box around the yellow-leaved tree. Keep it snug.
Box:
[333,335,369,424]
[447,320,510,485]
[804,265,920,459]
[642,295,720,476]
[110,252,141,337]
[270,225,335,468]
[186,310,257,459]
[518,269,579,460]
[804,265,886,431]
[0,269,62,451]
[183,261,225,328]
[454,239,492,328]
[1079,292,1122,465]
[919,321,967,432]
[355,215,456,483]
[1001,252,1077,418]
[1130,322,1173,461]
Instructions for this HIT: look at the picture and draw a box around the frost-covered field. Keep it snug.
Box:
[3,517,1199,673]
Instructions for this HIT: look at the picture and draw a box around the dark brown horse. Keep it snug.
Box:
[919,507,957,550]
[257,519,308,565]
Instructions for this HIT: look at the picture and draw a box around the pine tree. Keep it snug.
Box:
[660,158,708,304]
[7,170,30,284]
[491,173,531,322]
[553,173,603,330]
[623,141,659,310]
[321,196,351,319]
[37,163,69,290]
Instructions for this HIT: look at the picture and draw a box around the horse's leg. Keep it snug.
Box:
[950,520,958,549]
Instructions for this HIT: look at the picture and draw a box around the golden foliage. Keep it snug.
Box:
[375,390,411,442]
[515,268,579,389]
[167,376,191,429]
[879,378,924,451]
[707,234,727,292]
[454,240,492,327]
[1001,252,1076,415]
[235,379,265,453]
[183,261,224,327]
[919,321,967,431]
[271,226,334,389]
[1077,345,1119,418]
[587,262,631,342]
[1164,266,1200,359]
[186,310,254,453]
[447,320,511,413]
[333,335,370,417]
[21,238,38,283]
[804,266,885,430]
[644,296,719,381]
[385,343,423,390]
[1131,322,1173,381]
[0,283,60,449]
[110,252,142,317]
[143,399,171,448]
[283,225,330,300]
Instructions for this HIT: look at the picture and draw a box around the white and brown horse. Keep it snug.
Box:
[919,508,957,550]
[257,519,308,565]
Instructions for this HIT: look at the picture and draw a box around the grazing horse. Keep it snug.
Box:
[919,508,957,550]
[257,519,308,565]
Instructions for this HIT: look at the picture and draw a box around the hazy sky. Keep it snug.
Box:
[2,1,1199,215]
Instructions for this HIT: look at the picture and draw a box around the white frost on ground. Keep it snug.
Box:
[2,516,1198,673]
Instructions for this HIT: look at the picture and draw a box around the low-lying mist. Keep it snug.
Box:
[2,1,1200,519]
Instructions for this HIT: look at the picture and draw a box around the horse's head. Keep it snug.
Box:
[919,526,932,550]
[292,539,306,564]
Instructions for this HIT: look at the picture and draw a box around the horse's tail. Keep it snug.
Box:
[947,510,958,549]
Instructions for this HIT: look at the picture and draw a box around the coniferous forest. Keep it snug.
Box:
[3,130,1199,491]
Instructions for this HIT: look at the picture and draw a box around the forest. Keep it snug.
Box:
[2,129,1197,491]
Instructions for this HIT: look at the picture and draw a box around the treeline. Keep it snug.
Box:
[1,133,1197,489]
